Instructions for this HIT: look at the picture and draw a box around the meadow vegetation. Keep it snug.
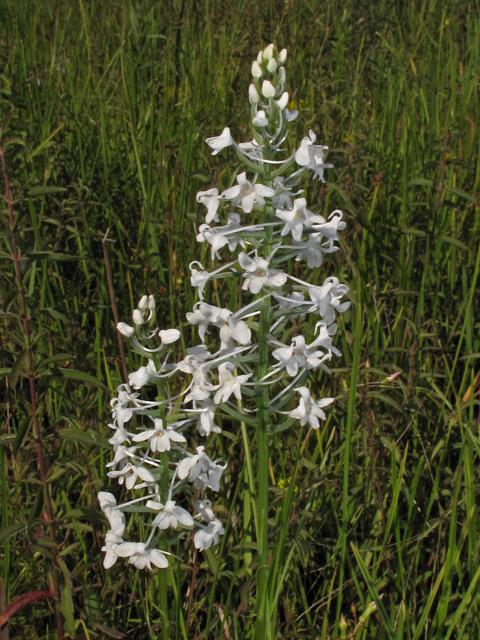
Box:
[0,0,479,638]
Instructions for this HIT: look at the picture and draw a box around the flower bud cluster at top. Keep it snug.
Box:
[98,43,350,572]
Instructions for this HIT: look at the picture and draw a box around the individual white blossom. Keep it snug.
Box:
[195,400,221,437]
[132,419,186,453]
[102,532,124,569]
[107,462,155,490]
[98,491,126,537]
[289,387,334,429]
[194,519,225,551]
[275,91,289,110]
[252,110,268,127]
[221,172,274,213]
[206,127,235,155]
[295,130,334,181]
[178,446,226,492]
[116,542,169,570]
[276,197,325,241]
[129,359,157,390]
[197,188,222,223]
[238,251,287,294]
[213,362,252,404]
[147,499,194,529]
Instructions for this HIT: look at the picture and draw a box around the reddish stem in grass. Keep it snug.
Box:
[0,144,64,640]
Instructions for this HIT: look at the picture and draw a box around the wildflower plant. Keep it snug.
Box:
[98,43,350,638]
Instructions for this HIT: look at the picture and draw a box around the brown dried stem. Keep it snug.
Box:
[0,144,64,639]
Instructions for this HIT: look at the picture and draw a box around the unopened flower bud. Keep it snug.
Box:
[278,48,287,63]
[138,295,148,311]
[276,91,289,110]
[249,84,260,103]
[279,67,286,82]
[133,309,144,325]
[263,43,274,60]
[261,80,275,98]
[148,295,156,311]
[256,51,263,65]
[252,110,268,126]
[251,61,262,78]
[117,322,135,338]
[267,58,277,73]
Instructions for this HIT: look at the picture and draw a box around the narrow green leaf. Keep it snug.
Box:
[444,186,477,203]
[26,186,68,197]
[351,544,396,640]
[0,523,24,546]
[57,429,111,449]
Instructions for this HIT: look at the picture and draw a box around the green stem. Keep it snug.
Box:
[256,167,274,640]
[156,381,171,640]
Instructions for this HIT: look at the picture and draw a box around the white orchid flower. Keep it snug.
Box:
[115,542,169,570]
[194,519,225,551]
[107,462,155,490]
[186,302,224,342]
[276,197,325,241]
[252,110,268,126]
[238,251,287,294]
[295,130,334,181]
[206,127,235,155]
[195,498,215,522]
[98,492,126,537]
[221,172,274,214]
[272,336,309,377]
[128,359,157,390]
[308,278,350,326]
[147,499,194,529]
[213,362,252,405]
[195,400,221,437]
[288,387,334,429]
[197,188,222,223]
[102,532,124,569]
[177,446,226,492]
[312,210,347,249]
[132,419,186,453]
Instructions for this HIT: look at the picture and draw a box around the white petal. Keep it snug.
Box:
[132,429,156,442]
[160,329,180,344]
[149,549,169,569]
[116,542,138,557]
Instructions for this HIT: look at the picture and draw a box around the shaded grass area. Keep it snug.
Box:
[0,0,479,637]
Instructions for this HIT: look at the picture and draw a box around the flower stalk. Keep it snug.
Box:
[96,43,350,638]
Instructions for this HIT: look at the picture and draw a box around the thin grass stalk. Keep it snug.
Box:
[102,230,129,383]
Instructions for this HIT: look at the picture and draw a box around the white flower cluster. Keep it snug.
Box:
[98,43,349,572]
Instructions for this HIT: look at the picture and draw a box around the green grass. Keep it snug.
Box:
[1,0,480,638]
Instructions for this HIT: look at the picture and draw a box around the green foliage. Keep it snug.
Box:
[0,0,479,638]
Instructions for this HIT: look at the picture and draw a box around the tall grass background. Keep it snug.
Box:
[1,0,479,638]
